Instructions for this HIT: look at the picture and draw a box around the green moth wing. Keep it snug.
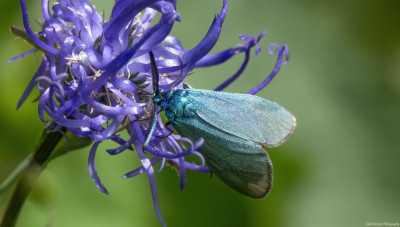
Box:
[163,89,296,198]
[172,115,273,198]
[185,89,296,148]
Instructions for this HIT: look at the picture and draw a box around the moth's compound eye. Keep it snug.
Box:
[152,94,162,104]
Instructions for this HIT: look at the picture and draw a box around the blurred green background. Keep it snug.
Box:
[1,0,400,226]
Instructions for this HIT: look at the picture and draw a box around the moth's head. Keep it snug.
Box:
[152,89,174,110]
[152,89,164,105]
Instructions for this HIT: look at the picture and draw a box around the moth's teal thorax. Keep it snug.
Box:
[152,89,196,124]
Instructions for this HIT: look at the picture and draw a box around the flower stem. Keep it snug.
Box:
[0,129,64,227]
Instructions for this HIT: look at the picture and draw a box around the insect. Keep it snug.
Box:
[145,51,296,198]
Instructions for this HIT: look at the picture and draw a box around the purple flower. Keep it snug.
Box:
[11,0,289,225]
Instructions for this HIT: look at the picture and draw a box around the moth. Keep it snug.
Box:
[146,51,296,198]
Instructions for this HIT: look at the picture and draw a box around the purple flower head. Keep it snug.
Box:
[12,0,289,225]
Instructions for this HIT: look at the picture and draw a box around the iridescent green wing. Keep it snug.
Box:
[186,89,296,148]
[173,115,273,198]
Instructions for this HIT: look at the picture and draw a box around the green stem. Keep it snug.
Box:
[0,130,64,227]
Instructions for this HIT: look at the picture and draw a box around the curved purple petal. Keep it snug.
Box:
[19,0,62,55]
[214,50,250,91]
[17,55,48,109]
[104,0,159,43]
[106,138,133,155]
[182,0,228,67]
[194,49,234,68]
[91,115,124,142]
[8,48,38,63]
[138,8,157,34]
[121,156,163,178]
[194,30,266,68]
[41,0,51,21]
[88,142,109,194]
[247,44,289,95]
[92,16,173,91]
[167,136,186,190]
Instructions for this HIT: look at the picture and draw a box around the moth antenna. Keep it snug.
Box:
[144,51,160,147]
[149,51,159,96]
[144,106,158,147]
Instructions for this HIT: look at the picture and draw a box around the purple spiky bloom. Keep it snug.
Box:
[11,0,289,225]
